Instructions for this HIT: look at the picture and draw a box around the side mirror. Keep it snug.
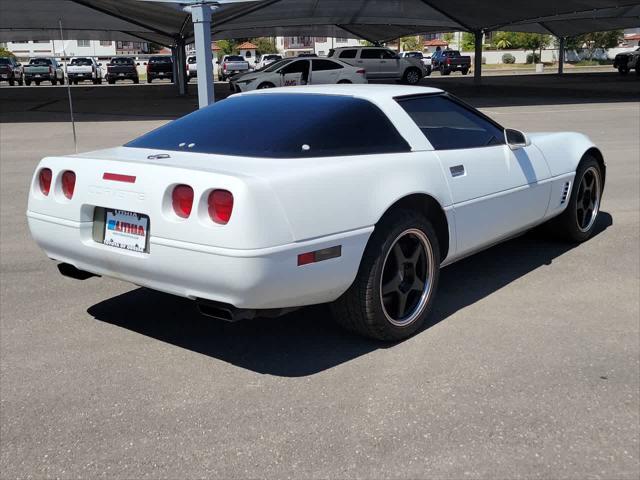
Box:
[505,128,531,150]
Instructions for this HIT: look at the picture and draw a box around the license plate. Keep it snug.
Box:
[35,74,41,78]
[119,73,125,76]
[102,209,150,253]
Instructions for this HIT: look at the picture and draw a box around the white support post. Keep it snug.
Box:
[191,3,214,108]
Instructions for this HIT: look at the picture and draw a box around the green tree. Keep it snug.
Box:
[575,30,622,60]
[492,31,518,49]
[0,47,15,58]
[461,32,475,51]
[442,32,454,44]
[514,33,551,61]
[251,37,277,56]
[148,43,163,54]
[400,36,421,52]
[215,39,237,58]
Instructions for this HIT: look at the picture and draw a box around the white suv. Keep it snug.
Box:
[328,46,426,84]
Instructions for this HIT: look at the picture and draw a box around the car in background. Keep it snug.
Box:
[147,55,173,83]
[218,55,250,81]
[27,84,606,341]
[24,57,65,86]
[297,53,318,58]
[613,47,640,75]
[0,56,24,86]
[431,50,471,75]
[67,57,102,85]
[105,57,139,84]
[400,51,432,75]
[186,55,197,80]
[256,54,283,69]
[230,57,366,92]
[328,46,426,84]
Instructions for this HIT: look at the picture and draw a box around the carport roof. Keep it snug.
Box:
[1,0,639,45]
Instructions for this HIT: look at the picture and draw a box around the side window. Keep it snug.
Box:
[339,49,357,59]
[280,60,309,75]
[360,49,383,59]
[312,59,343,71]
[380,49,398,59]
[397,95,505,150]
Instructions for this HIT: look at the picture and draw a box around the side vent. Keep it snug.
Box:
[560,181,571,205]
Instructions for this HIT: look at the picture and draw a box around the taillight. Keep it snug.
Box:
[223,63,227,71]
[172,184,194,218]
[39,168,52,196]
[446,58,451,65]
[356,69,366,75]
[61,171,76,199]
[49,66,53,74]
[208,189,233,225]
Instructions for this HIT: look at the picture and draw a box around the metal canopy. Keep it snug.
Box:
[2,0,640,44]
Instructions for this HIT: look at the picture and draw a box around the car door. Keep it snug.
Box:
[379,49,401,77]
[310,59,342,84]
[277,59,310,87]
[358,49,386,78]
[396,94,552,257]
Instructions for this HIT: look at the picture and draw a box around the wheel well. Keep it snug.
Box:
[585,147,606,188]
[379,194,450,260]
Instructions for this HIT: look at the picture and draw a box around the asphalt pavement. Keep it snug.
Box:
[1,73,639,479]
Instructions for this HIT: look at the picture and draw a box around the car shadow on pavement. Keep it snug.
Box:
[88,212,612,377]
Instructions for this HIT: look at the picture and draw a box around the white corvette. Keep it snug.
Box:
[27,85,605,341]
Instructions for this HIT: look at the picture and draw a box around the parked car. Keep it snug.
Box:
[431,50,471,75]
[230,57,366,92]
[613,47,640,75]
[400,51,432,75]
[0,56,24,86]
[328,46,426,84]
[218,55,250,81]
[26,84,606,341]
[186,55,197,80]
[67,57,102,85]
[105,57,139,84]
[256,54,283,69]
[24,57,65,85]
[147,55,173,83]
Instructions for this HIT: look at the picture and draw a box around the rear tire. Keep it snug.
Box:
[618,66,629,75]
[17,77,23,86]
[147,77,152,83]
[133,77,139,84]
[337,79,352,84]
[25,80,31,86]
[9,79,14,86]
[257,82,275,89]
[331,209,440,341]
[403,67,421,85]
[548,155,603,243]
[462,68,469,75]
[51,78,57,85]
[441,68,451,76]
[35,81,40,86]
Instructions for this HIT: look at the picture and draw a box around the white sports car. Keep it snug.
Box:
[27,85,605,341]
[229,57,367,92]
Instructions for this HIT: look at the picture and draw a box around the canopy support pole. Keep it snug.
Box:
[558,36,565,74]
[174,36,187,96]
[473,30,483,84]
[191,3,214,108]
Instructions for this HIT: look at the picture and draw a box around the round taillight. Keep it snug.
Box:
[61,171,76,199]
[39,168,52,196]
[208,189,234,225]
[172,184,194,218]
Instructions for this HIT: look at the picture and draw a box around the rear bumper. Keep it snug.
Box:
[27,210,371,309]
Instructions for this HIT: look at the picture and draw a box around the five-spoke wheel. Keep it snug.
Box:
[575,166,601,233]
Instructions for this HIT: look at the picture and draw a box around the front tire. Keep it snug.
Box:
[257,82,275,89]
[618,66,629,75]
[331,209,440,341]
[133,77,139,84]
[550,155,603,242]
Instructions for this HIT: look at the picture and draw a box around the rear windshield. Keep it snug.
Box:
[405,52,423,58]
[0,58,11,65]
[125,93,411,158]
[111,57,134,65]
[264,55,281,61]
[71,58,92,65]
[225,56,244,62]
[30,58,52,65]
[149,56,172,63]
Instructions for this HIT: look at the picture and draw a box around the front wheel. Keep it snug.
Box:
[257,82,275,89]
[9,79,14,86]
[549,155,603,242]
[51,78,57,85]
[403,68,421,85]
[441,68,451,76]
[17,77,23,86]
[331,209,440,341]
[133,77,139,84]
[461,68,469,75]
[337,79,352,84]
[25,80,31,86]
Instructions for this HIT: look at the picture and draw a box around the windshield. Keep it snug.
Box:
[30,58,52,65]
[263,58,294,72]
[125,93,410,158]
[111,58,134,65]
[225,56,244,62]
[71,58,92,65]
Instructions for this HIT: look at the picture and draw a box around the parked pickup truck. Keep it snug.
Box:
[24,57,65,85]
[613,47,640,75]
[431,50,471,75]
[0,57,23,86]
[218,55,250,81]
[106,57,139,84]
[67,57,102,84]
[187,55,197,80]
[147,55,173,83]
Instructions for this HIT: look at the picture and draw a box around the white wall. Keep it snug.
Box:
[460,47,631,65]
[5,40,116,59]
